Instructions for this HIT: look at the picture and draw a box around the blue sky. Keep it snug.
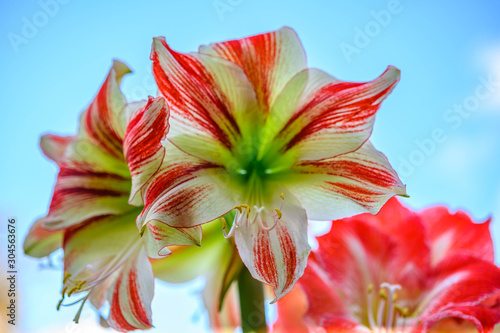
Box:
[1,0,500,332]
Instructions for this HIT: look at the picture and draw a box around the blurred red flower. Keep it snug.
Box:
[274,198,500,333]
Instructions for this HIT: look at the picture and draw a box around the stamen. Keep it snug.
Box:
[73,294,90,324]
[396,306,409,332]
[258,215,279,231]
[240,204,250,218]
[222,217,236,239]
[63,271,71,284]
[274,208,282,219]
[366,284,377,329]
[377,289,387,327]
[57,297,65,311]
[139,225,147,237]
[67,286,79,297]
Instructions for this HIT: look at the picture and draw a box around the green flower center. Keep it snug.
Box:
[226,134,295,202]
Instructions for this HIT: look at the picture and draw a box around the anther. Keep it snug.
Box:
[395,305,408,316]
[240,204,251,218]
[139,225,147,237]
[275,208,282,219]
[63,271,71,284]
[280,193,284,200]
[366,284,376,329]
[67,286,79,297]
[57,298,64,311]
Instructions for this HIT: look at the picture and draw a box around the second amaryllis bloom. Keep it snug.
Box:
[23,61,201,331]
[138,27,407,300]
[273,198,500,332]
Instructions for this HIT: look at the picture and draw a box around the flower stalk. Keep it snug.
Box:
[237,266,267,333]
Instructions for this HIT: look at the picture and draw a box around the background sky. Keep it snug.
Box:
[1,0,500,332]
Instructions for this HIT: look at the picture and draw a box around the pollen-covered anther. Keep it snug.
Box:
[63,271,71,284]
[275,208,282,219]
[395,305,409,318]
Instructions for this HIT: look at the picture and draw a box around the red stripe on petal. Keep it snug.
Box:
[254,229,279,287]
[83,61,130,159]
[151,38,240,149]
[124,96,169,202]
[210,32,277,110]
[109,275,138,332]
[284,79,396,151]
[127,266,151,327]
[277,224,298,293]
[143,162,219,209]
[58,164,129,180]
[124,98,167,173]
[200,27,306,112]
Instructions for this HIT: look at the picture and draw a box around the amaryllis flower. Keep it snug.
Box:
[273,198,500,332]
[138,27,406,300]
[24,61,201,331]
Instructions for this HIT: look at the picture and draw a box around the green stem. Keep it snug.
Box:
[237,266,267,333]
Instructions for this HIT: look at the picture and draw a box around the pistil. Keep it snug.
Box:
[366,282,409,332]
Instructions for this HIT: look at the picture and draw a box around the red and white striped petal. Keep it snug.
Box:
[420,207,494,265]
[151,37,257,164]
[200,27,307,112]
[143,220,202,259]
[62,212,140,283]
[123,96,169,206]
[234,189,310,301]
[137,141,236,230]
[286,141,406,221]
[81,60,131,159]
[270,66,400,161]
[151,220,227,284]
[104,247,154,332]
[23,217,62,258]
[44,138,133,230]
[63,212,154,332]
[40,134,75,165]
